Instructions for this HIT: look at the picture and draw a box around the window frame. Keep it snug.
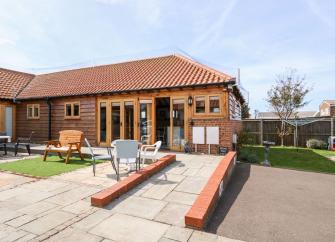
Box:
[193,95,222,116]
[208,95,221,114]
[194,96,206,114]
[64,101,80,119]
[27,104,40,120]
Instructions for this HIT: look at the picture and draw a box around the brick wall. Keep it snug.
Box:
[187,118,242,154]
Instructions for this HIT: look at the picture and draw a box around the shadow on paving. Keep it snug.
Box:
[206,163,251,233]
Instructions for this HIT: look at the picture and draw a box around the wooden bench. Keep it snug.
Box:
[43,130,84,163]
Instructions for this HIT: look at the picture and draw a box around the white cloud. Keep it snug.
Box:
[95,0,162,26]
[305,0,335,29]
[191,0,238,48]
[0,37,14,45]
[95,0,124,5]
[135,0,161,26]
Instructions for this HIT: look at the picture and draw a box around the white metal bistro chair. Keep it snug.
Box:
[85,138,117,176]
[114,140,140,181]
[140,140,162,165]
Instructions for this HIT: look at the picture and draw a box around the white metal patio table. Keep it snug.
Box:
[0,136,11,142]
[0,136,11,155]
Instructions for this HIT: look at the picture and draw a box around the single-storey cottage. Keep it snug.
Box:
[0,54,244,154]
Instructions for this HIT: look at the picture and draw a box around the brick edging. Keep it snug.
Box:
[91,154,176,207]
[185,151,236,229]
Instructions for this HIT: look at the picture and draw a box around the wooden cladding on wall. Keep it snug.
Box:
[16,97,96,145]
[15,87,231,146]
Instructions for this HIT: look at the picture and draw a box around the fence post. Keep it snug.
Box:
[260,119,263,145]
[294,122,298,147]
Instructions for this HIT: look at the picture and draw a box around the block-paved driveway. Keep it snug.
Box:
[207,163,335,242]
[0,153,241,242]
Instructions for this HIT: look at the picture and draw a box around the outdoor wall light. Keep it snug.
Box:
[188,96,193,106]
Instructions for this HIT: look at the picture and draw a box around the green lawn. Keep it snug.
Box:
[0,156,100,177]
[239,146,335,174]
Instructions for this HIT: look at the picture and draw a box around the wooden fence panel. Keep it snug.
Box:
[243,118,334,147]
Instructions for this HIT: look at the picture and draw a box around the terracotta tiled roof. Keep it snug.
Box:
[0,68,34,100]
[17,54,233,99]
[324,100,335,105]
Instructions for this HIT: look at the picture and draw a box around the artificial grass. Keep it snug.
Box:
[0,155,101,177]
[239,146,335,174]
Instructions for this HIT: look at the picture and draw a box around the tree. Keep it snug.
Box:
[266,69,311,146]
[241,102,250,119]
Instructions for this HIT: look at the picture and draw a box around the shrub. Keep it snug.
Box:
[238,150,259,163]
[237,129,257,150]
[238,149,249,161]
[306,139,328,149]
[247,153,259,163]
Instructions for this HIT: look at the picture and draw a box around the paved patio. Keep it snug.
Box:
[0,152,241,242]
[207,163,335,242]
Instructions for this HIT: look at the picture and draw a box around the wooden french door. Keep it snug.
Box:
[170,98,187,151]
[98,99,136,145]
[98,97,186,149]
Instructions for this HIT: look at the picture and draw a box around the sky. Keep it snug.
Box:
[0,0,334,114]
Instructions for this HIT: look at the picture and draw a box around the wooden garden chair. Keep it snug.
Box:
[43,130,84,163]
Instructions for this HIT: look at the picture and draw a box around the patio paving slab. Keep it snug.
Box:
[158,238,176,242]
[152,172,186,182]
[0,187,32,201]
[106,195,167,220]
[174,176,208,194]
[45,227,102,242]
[154,202,190,226]
[89,213,169,242]
[14,232,36,242]
[0,153,242,242]
[18,201,59,216]
[182,168,200,176]
[45,186,100,206]
[20,179,69,192]
[164,190,198,205]
[141,180,178,200]
[0,208,23,223]
[62,200,94,215]
[0,173,35,191]
[188,231,219,242]
[72,209,112,231]
[5,215,35,228]
[0,229,29,242]
[163,225,193,242]
[20,210,76,235]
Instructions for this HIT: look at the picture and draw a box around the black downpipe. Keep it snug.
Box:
[47,98,52,140]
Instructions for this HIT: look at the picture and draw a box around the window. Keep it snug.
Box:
[64,102,80,119]
[27,104,40,119]
[195,96,206,113]
[99,102,107,143]
[209,96,220,113]
[140,100,153,144]
[194,95,221,115]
